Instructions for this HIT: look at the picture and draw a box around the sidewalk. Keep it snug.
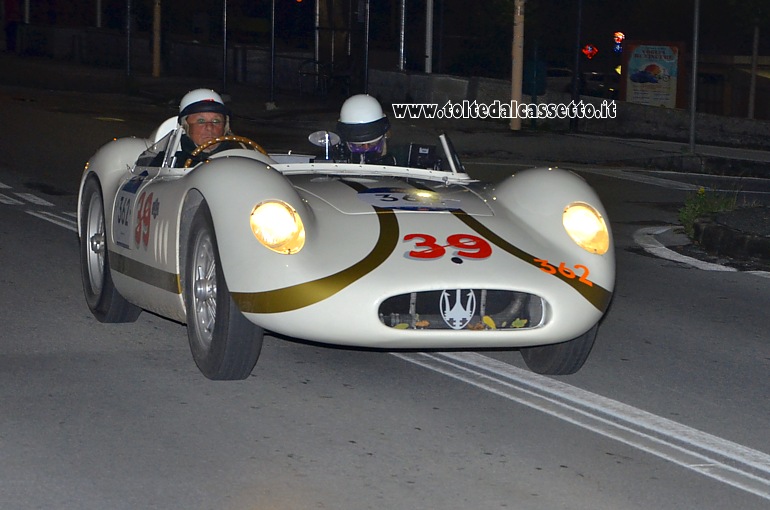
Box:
[2,52,768,266]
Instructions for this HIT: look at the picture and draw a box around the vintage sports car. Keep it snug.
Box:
[78,118,615,380]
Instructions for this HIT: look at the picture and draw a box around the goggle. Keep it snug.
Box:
[347,137,384,154]
[191,117,224,127]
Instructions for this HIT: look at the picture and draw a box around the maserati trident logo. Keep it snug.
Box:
[440,289,476,329]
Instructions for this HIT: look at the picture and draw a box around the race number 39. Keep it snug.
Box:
[134,191,153,248]
[404,233,492,259]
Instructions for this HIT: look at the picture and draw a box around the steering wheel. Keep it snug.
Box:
[184,135,269,168]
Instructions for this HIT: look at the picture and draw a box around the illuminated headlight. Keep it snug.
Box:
[250,201,305,254]
[562,202,609,254]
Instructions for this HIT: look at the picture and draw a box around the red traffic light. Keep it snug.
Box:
[582,45,598,60]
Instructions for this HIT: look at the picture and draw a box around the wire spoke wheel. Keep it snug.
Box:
[184,202,263,380]
[84,191,106,295]
[79,176,141,323]
[190,228,218,351]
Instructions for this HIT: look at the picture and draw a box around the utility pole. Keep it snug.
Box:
[425,0,433,73]
[748,22,759,119]
[509,0,525,131]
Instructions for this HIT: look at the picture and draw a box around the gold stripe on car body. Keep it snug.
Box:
[451,211,613,313]
[352,179,611,312]
[231,208,399,314]
[110,250,181,294]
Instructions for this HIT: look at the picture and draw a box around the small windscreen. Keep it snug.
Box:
[407,143,437,169]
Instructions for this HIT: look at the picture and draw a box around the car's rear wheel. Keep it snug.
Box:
[80,176,141,323]
[184,203,263,380]
[520,324,598,375]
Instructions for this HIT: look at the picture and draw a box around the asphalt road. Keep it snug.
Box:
[1,84,769,510]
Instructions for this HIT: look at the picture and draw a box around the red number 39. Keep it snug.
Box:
[404,233,492,259]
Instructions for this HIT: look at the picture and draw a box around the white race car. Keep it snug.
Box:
[78,118,615,380]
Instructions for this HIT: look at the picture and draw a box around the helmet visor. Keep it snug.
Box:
[179,100,230,119]
[347,137,384,154]
[336,116,390,143]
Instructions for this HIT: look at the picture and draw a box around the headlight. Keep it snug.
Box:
[563,202,609,254]
[250,201,305,254]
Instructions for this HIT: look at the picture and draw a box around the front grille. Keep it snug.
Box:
[378,289,545,330]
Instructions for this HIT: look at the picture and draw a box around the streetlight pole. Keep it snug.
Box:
[569,0,582,133]
[398,0,406,71]
[267,0,276,108]
[509,0,525,131]
[363,0,370,93]
[126,0,132,79]
[688,0,700,153]
[222,0,228,95]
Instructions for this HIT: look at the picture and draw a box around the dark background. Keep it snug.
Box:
[13,0,770,78]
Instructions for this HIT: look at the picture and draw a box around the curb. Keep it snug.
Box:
[693,209,770,264]
[633,226,737,272]
[635,226,770,278]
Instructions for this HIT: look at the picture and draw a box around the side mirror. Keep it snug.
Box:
[308,131,341,161]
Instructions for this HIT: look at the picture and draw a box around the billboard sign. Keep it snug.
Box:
[622,42,683,108]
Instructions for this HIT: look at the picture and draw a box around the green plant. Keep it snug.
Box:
[678,186,738,238]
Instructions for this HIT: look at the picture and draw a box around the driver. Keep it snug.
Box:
[176,88,243,166]
[335,94,405,165]
[147,88,242,167]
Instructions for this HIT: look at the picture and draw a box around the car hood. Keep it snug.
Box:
[291,175,494,216]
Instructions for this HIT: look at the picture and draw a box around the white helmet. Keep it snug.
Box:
[179,88,229,120]
[336,94,390,143]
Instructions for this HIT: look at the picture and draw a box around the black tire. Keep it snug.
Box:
[520,324,598,375]
[80,176,142,323]
[184,203,263,380]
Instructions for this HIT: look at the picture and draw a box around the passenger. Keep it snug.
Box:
[335,94,405,165]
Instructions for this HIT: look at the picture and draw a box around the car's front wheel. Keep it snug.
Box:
[184,203,263,380]
[520,324,598,375]
[79,176,141,323]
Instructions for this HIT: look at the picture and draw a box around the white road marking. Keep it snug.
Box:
[395,351,770,501]
[568,166,703,190]
[0,193,24,205]
[14,193,54,206]
[26,210,78,232]
[0,182,78,231]
[470,160,770,197]
[467,161,702,190]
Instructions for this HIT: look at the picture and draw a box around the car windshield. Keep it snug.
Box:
[307,131,465,174]
[134,130,173,167]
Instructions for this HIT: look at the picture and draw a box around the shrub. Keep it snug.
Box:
[678,186,738,238]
